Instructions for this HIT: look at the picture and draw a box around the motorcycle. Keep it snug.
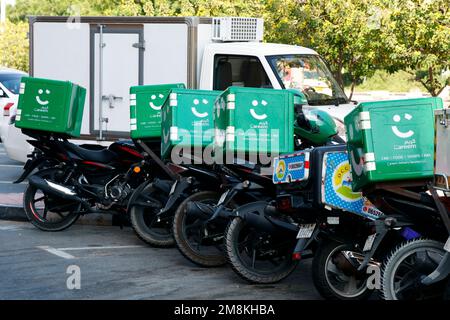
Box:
[127,139,230,247]
[16,129,158,231]
[172,101,344,268]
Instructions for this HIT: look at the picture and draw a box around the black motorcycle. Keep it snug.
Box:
[364,181,450,300]
[172,161,276,266]
[16,130,155,231]
[173,104,345,269]
[127,140,232,247]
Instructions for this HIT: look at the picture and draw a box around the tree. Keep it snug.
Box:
[382,0,450,96]
[0,20,29,72]
[264,0,388,99]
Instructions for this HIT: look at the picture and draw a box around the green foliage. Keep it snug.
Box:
[352,70,426,92]
[381,0,450,96]
[264,0,388,98]
[0,21,29,72]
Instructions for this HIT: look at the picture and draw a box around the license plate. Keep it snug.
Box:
[217,190,230,206]
[363,234,377,252]
[327,216,340,225]
[444,237,450,253]
[169,181,177,196]
[296,224,316,239]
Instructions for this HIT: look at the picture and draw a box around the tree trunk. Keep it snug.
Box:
[428,67,437,97]
[349,79,356,100]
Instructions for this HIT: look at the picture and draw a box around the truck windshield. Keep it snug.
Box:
[267,54,348,106]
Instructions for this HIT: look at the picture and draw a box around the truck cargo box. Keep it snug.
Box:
[345,97,443,191]
[15,77,86,137]
[214,87,295,156]
[129,83,185,139]
[434,109,450,191]
[161,88,220,159]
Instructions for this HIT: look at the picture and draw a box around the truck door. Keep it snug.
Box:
[91,25,144,139]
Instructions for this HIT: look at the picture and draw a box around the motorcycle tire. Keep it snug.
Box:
[129,183,175,247]
[312,240,373,300]
[23,169,81,232]
[173,191,227,267]
[225,211,298,284]
[381,238,447,300]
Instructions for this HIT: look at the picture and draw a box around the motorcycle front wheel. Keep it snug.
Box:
[224,202,298,284]
[23,168,81,231]
[381,239,447,300]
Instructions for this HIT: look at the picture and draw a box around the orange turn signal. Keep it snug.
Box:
[133,166,141,173]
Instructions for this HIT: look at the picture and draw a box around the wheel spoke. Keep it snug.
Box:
[252,249,256,269]
[33,196,46,203]
[42,207,48,220]
[394,276,416,295]
[326,261,343,275]
[344,276,358,293]
[54,211,65,218]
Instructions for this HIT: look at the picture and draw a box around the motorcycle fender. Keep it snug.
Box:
[158,178,191,217]
[126,179,154,212]
[14,156,54,184]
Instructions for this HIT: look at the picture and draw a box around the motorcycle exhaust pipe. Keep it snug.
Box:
[244,205,299,235]
[186,201,215,219]
[28,175,88,207]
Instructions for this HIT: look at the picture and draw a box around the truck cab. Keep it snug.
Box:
[199,42,353,132]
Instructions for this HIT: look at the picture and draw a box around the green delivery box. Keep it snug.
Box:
[161,88,220,159]
[344,97,443,191]
[15,77,86,137]
[130,83,185,139]
[214,87,295,155]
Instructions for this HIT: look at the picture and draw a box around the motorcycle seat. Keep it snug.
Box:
[64,142,117,163]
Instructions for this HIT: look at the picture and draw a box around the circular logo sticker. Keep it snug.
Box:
[333,162,360,202]
[275,160,286,180]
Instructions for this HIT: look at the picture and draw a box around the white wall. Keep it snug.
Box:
[33,22,91,135]
[143,24,188,86]
[196,23,213,89]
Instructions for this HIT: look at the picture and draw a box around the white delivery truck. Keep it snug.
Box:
[4,16,354,162]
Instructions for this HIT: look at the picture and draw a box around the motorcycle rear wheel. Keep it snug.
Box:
[312,240,374,300]
[129,183,175,247]
[23,169,81,231]
[224,203,298,284]
[173,191,227,267]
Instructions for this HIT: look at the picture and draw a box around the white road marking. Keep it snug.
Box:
[0,180,25,184]
[59,245,144,251]
[36,245,144,260]
[0,164,23,168]
[37,246,76,259]
[0,225,23,231]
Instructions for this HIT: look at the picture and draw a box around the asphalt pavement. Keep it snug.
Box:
[0,219,321,300]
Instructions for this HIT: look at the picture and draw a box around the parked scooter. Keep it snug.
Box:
[16,129,159,231]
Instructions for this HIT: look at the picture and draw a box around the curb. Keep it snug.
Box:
[0,205,28,222]
[0,204,121,226]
